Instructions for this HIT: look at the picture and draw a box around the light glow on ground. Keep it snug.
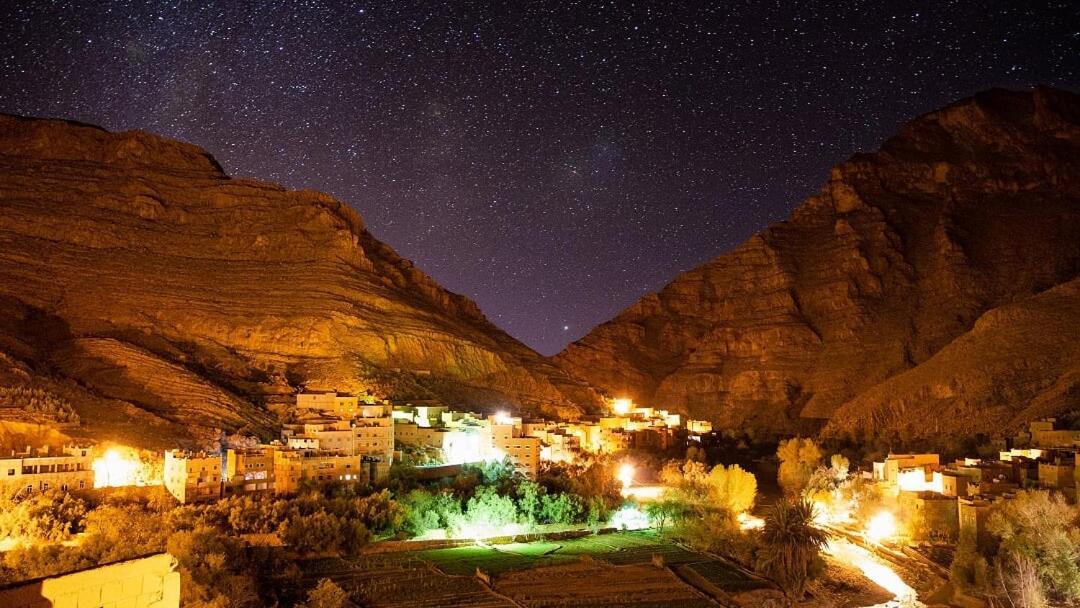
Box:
[865,511,898,545]
[610,505,650,530]
[825,539,921,607]
[737,512,765,530]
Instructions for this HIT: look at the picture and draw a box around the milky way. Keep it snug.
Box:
[1,1,1076,354]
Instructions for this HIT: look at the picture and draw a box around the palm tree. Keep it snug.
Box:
[756,498,830,602]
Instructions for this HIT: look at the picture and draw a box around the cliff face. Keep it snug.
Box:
[822,278,1080,440]
[0,115,599,447]
[555,87,1080,436]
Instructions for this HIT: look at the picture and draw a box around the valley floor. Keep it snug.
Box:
[293,531,903,608]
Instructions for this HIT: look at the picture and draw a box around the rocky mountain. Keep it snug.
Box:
[822,277,1080,440]
[0,114,599,448]
[555,87,1080,437]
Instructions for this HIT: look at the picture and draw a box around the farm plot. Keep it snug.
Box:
[419,542,574,576]
[682,559,770,593]
[303,553,516,608]
[494,560,716,608]
[556,532,702,566]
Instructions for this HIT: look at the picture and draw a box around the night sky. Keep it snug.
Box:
[1,2,1076,355]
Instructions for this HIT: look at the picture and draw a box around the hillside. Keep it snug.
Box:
[822,278,1080,440]
[554,87,1080,436]
[0,115,599,448]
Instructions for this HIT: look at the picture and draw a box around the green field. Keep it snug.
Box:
[418,531,731,575]
[299,531,770,607]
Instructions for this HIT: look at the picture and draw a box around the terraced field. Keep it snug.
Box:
[300,532,769,607]
[302,554,516,608]
[495,560,716,608]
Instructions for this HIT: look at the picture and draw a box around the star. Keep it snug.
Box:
[0,1,1073,355]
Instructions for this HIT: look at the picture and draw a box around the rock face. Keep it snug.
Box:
[0,115,599,447]
[555,87,1080,436]
[823,278,1080,440]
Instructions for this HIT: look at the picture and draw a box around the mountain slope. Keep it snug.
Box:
[823,278,1080,440]
[0,114,599,447]
[554,87,1080,435]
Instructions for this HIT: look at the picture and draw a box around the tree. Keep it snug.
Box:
[706,464,757,515]
[646,499,690,535]
[985,490,1080,604]
[756,499,829,602]
[299,578,352,608]
[515,480,543,526]
[660,460,757,515]
[0,489,88,542]
[281,511,342,555]
[456,486,517,537]
[538,493,582,525]
[777,438,822,496]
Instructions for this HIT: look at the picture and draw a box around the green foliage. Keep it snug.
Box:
[515,480,542,525]
[168,526,259,608]
[950,536,991,594]
[776,438,822,497]
[299,578,352,608]
[985,490,1080,602]
[456,486,518,536]
[538,492,583,525]
[0,489,89,542]
[660,460,757,515]
[756,498,828,601]
[645,499,690,535]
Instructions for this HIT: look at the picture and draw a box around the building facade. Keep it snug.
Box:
[0,445,94,496]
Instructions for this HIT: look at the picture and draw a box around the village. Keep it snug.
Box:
[4,389,1079,542]
[0,393,712,504]
[2,393,1079,608]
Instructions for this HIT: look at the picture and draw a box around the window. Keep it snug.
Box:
[6,469,13,476]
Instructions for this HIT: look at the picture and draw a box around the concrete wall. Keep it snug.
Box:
[0,553,179,608]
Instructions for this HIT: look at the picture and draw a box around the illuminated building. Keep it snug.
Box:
[272,448,364,494]
[940,471,970,497]
[163,450,222,504]
[1038,457,1076,490]
[899,491,957,540]
[295,391,382,419]
[686,419,712,434]
[224,447,276,495]
[283,393,395,481]
[873,453,940,485]
[958,497,996,548]
[0,444,93,496]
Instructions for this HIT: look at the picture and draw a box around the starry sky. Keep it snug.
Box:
[1,2,1077,355]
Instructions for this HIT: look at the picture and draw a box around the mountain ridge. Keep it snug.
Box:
[0,113,600,448]
[553,86,1080,437]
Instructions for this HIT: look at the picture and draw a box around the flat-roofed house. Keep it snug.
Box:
[163,450,222,504]
[0,445,94,496]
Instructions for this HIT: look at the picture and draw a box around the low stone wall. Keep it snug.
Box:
[0,553,180,608]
